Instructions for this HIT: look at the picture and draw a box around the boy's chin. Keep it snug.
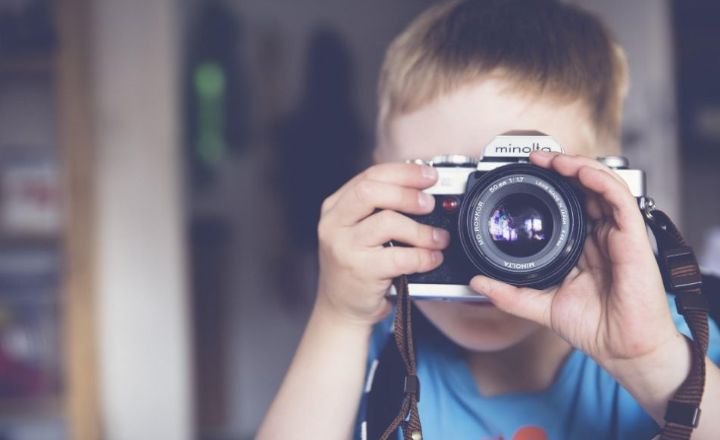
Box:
[414,300,544,353]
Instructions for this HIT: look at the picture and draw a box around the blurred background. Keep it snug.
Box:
[0,0,718,439]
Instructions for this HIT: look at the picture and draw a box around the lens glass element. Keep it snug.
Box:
[487,193,553,257]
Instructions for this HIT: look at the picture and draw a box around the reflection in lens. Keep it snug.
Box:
[488,193,553,258]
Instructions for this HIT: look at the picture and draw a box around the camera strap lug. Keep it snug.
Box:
[639,196,656,221]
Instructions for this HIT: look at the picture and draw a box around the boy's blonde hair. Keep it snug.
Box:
[377,0,629,150]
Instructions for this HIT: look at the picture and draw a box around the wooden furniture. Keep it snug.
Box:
[0,1,98,438]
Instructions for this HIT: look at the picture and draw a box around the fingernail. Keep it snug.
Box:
[418,192,435,209]
[431,251,443,264]
[433,228,449,243]
[421,165,438,180]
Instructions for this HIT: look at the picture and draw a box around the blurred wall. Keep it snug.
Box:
[573,0,680,220]
[93,0,194,439]
[0,81,55,151]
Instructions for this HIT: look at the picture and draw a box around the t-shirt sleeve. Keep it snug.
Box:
[668,294,720,365]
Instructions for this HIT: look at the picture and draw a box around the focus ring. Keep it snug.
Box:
[458,164,586,289]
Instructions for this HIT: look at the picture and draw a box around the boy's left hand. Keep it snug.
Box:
[469,151,685,374]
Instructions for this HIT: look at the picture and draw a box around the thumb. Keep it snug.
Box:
[470,275,553,327]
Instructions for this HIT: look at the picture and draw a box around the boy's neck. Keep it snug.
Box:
[465,327,572,397]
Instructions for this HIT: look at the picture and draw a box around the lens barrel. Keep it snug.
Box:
[458,164,586,289]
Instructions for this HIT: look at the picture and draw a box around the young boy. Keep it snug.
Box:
[258,1,720,439]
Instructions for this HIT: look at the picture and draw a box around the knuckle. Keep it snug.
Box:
[417,249,437,272]
[550,154,564,167]
[421,249,436,268]
[375,210,405,243]
[404,188,420,207]
[391,250,414,273]
[376,209,396,223]
[363,165,382,181]
[328,241,348,265]
[320,195,334,213]
[415,222,431,244]
[387,188,408,210]
[354,180,374,203]
[590,162,614,176]
[317,218,335,243]
[377,210,402,232]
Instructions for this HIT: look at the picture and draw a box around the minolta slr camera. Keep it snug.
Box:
[392,131,646,302]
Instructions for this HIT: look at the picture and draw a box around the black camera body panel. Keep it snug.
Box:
[406,191,476,286]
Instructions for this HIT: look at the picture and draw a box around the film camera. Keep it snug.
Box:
[390,131,646,302]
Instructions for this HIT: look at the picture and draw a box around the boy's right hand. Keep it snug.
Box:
[315,162,450,327]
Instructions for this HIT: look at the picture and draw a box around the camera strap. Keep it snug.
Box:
[646,209,709,440]
[378,275,422,440]
[382,207,710,440]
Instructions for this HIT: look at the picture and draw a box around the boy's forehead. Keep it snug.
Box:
[378,79,599,162]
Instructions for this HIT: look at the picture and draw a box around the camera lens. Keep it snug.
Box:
[488,193,553,258]
[458,163,585,289]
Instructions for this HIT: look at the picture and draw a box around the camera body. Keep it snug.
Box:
[390,131,646,302]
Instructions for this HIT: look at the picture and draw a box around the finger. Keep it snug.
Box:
[529,152,617,219]
[585,194,606,221]
[322,163,438,213]
[469,275,553,327]
[364,162,438,186]
[331,180,436,226]
[368,247,444,279]
[530,153,642,233]
[353,210,450,249]
[577,230,609,274]
[576,166,645,235]
[585,192,610,221]
[531,152,627,186]
[527,150,560,168]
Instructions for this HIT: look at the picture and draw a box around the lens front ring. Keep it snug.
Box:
[458,164,586,289]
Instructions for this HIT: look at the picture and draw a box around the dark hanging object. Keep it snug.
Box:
[273,27,367,251]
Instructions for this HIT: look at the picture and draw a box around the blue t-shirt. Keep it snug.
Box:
[356,296,720,440]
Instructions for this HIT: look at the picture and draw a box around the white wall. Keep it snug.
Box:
[92,0,194,439]
[572,0,680,220]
